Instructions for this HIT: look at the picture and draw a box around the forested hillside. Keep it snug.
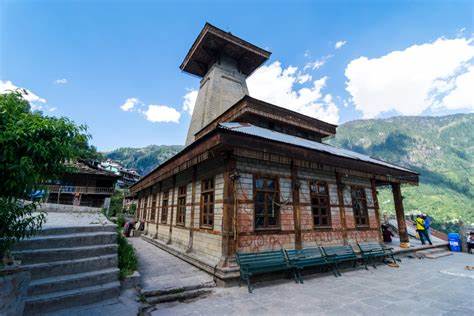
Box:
[328,113,473,224]
[105,114,473,224]
[104,145,183,175]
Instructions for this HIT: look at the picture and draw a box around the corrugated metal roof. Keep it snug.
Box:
[218,122,415,173]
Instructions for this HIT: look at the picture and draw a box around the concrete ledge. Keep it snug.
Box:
[121,271,140,290]
[141,236,240,282]
[393,242,450,256]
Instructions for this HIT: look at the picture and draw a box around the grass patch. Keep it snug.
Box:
[117,229,138,280]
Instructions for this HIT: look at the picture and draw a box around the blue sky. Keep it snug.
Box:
[1,0,473,151]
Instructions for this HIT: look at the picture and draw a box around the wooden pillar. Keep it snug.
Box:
[291,162,302,250]
[370,179,383,242]
[336,173,348,245]
[167,175,176,244]
[221,153,236,266]
[187,166,197,252]
[154,182,162,239]
[391,182,410,246]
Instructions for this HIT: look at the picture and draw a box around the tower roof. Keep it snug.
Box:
[180,22,271,77]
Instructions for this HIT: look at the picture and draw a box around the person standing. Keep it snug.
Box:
[416,214,433,245]
[423,214,432,238]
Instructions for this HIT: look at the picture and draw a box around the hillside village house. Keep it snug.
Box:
[45,160,118,208]
[130,23,419,280]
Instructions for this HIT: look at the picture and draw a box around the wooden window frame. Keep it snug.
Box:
[200,178,214,229]
[176,185,187,226]
[253,175,280,230]
[351,186,369,227]
[309,181,331,228]
[161,191,169,224]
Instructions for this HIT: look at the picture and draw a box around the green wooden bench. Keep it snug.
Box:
[284,247,337,283]
[357,243,397,269]
[321,245,358,276]
[236,249,297,293]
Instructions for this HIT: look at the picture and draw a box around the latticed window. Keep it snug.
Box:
[254,176,280,229]
[200,178,214,228]
[161,191,169,224]
[177,185,186,226]
[150,194,157,222]
[310,181,331,227]
[351,187,369,226]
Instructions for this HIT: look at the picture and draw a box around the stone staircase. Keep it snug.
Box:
[12,224,120,315]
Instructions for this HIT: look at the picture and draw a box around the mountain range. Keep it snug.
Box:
[104,113,473,224]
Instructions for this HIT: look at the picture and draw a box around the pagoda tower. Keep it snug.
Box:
[180,23,271,145]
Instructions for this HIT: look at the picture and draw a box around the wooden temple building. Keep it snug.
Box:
[130,23,419,280]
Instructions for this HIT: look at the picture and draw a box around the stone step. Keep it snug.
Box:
[12,244,118,264]
[24,281,121,315]
[36,224,116,236]
[23,254,118,280]
[146,288,214,305]
[424,251,453,259]
[28,268,119,296]
[142,280,216,297]
[13,231,117,251]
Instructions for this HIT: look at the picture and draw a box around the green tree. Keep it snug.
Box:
[0,91,94,260]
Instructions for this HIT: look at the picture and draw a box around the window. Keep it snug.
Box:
[161,191,169,224]
[310,181,331,227]
[254,176,280,229]
[150,194,156,222]
[177,185,187,226]
[351,187,369,226]
[200,178,214,228]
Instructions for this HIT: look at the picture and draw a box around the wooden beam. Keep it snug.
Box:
[187,166,197,252]
[291,161,302,250]
[371,178,383,242]
[391,183,410,246]
[336,172,348,245]
[221,152,236,266]
[167,175,176,244]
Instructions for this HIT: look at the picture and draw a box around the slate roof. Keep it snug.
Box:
[218,122,415,174]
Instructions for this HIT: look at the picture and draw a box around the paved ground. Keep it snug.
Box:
[129,237,214,293]
[37,211,110,228]
[152,253,474,316]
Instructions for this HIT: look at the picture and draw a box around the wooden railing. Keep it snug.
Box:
[44,185,114,195]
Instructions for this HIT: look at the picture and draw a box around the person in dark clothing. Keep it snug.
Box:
[382,224,394,243]
[468,232,474,254]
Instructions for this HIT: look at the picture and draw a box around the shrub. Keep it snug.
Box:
[117,230,138,280]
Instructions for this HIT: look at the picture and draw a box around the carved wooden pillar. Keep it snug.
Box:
[336,173,348,245]
[291,162,302,250]
[187,166,197,252]
[221,153,236,266]
[391,182,409,246]
[167,175,176,244]
[370,179,383,242]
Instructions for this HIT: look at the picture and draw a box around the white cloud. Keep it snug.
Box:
[345,37,474,118]
[0,80,47,104]
[247,61,339,124]
[335,40,347,49]
[144,105,181,123]
[182,89,198,115]
[0,80,56,111]
[296,73,312,84]
[54,78,68,85]
[440,65,474,110]
[304,54,333,71]
[120,97,141,112]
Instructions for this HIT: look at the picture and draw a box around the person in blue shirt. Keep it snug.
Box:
[422,214,433,245]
